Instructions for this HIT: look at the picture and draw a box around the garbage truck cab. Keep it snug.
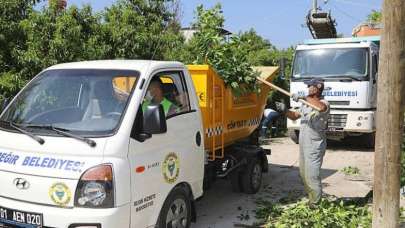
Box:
[0,60,204,228]
[0,60,276,228]
[288,36,380,147]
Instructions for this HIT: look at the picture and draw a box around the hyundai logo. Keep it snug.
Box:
[13,178,30,190]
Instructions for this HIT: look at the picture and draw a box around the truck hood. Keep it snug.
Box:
[290,81,372,109]
[0,130,108,207]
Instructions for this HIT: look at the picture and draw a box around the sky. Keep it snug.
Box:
[37,0,382,49]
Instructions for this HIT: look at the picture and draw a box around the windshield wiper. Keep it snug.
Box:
[6,121,45,145]
[24,124,96,148]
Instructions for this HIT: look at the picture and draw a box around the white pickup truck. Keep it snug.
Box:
[0,60,273,228]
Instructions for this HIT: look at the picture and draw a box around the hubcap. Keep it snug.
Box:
[252,163,262,189]
[165,198,188,228]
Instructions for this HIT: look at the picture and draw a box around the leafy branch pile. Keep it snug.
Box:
[255,199,371,228]
[178,4,260,95]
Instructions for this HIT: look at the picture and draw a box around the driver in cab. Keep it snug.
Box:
[142,78,178,116]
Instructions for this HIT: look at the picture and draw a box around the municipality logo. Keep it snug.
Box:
[49,182,71,206]
[162,153,180,184]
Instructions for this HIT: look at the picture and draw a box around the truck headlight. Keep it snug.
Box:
[75,164,114,208]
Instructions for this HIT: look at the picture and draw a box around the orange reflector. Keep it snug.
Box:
[136,166,145,173]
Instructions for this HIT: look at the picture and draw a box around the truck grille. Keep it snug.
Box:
[329,101,350,106]
[328,114,347,128]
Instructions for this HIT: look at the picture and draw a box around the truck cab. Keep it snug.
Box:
[288,36,380,147]
[0,60,204,228]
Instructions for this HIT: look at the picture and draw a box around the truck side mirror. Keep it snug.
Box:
[143,104,167,134]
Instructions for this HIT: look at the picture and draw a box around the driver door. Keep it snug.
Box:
[128,70,201,227]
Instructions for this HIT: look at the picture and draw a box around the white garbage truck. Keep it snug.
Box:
[287,36,380,147]
[0,60,277,228]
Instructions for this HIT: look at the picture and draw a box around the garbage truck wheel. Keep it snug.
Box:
[157,187,191,228]
[241,158,262,194]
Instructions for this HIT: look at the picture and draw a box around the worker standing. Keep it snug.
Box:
[275,79,330,205]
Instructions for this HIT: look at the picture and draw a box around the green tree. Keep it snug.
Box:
[0,0,40,100]
[18,5,106,78]
[102,0,183,60]
[238,29,275,66]
[0,0,184,101]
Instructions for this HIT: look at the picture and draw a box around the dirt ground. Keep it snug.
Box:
[193,137,375,228]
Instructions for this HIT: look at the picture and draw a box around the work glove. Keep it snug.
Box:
[291,93,304,102]
[275,102,287,114]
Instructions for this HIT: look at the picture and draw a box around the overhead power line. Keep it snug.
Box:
[329,1,363,23]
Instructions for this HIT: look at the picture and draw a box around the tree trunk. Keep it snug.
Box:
[372,1,405,227]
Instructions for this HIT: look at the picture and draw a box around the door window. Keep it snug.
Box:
[143,71,191,118]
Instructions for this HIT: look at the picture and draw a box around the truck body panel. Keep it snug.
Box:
[187,65,278,160]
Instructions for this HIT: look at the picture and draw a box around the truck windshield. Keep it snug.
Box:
[292,48,369,80]
[0,69,138,136]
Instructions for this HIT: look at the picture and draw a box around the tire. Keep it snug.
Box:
[157,187,192,228]
[241,158,262,194]
[288,129,299,144]
[230,170,243,192]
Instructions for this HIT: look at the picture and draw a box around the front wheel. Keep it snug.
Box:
[157,187,192,228]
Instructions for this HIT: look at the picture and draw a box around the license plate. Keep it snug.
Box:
[0,205,43,228]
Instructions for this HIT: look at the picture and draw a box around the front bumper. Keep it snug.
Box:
[287,110,375,133]
[0,196,130,228]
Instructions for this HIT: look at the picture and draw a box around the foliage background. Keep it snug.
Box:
[0,1,292,102]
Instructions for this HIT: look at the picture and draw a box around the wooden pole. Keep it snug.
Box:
[256,77,322,111]
[372,0,405,227]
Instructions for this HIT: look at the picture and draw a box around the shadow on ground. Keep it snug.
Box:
[194,162,338,228]
[327,137,374,152]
